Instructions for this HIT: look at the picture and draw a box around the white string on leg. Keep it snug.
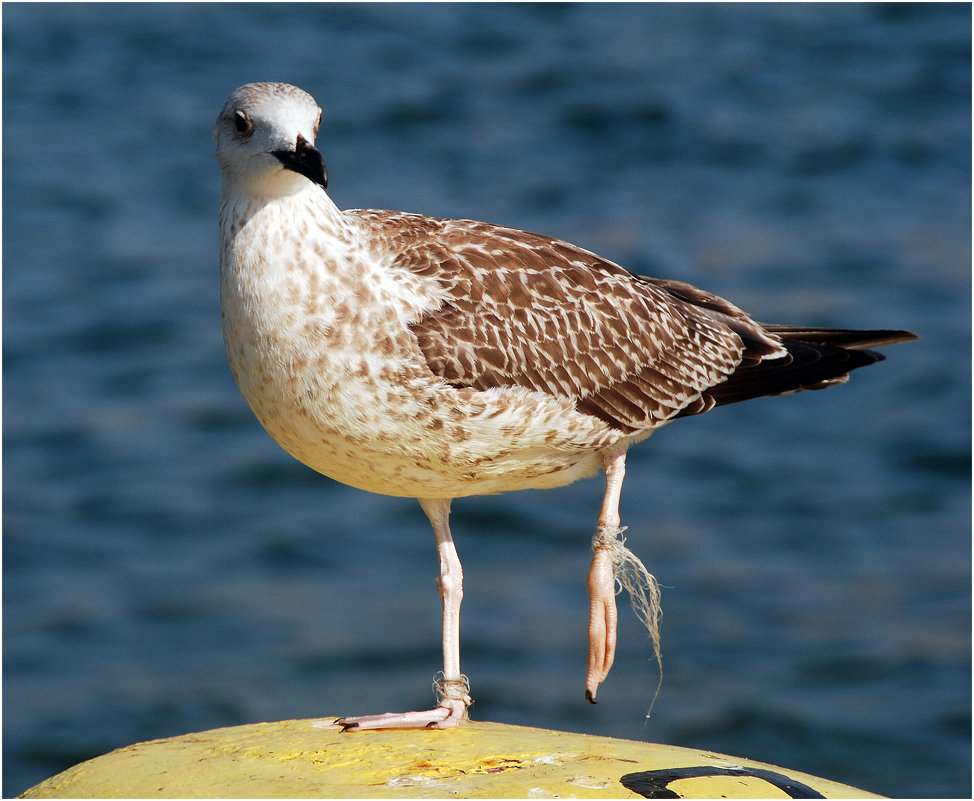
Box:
[433,671,472,706]
[592,524,663,718]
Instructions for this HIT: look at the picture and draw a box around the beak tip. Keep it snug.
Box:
[273,138,328,189]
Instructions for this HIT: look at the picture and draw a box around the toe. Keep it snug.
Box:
[585,548,618,701]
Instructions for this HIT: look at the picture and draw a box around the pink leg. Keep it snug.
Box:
[585,448,627,703]
[321,497,472,731]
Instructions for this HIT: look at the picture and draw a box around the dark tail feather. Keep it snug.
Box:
[681,327,916,414]
[762,326,917,350]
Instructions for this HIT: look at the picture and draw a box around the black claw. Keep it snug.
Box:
[340,721,359,732]
[586,689,598,704]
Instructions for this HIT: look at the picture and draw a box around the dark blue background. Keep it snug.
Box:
[4,4,970,797]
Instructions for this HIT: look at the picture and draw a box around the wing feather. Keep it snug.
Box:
[354,211,757,433]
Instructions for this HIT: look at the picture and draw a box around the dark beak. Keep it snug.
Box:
[273,134,328,189]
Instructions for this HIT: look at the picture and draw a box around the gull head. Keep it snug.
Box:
[215,82,327,197]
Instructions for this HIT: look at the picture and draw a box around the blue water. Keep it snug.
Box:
[3,4,970,797]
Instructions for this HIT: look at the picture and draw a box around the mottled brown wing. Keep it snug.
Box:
[354,211,781,433]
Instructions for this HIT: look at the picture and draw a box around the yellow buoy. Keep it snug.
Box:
[21,718,882,799]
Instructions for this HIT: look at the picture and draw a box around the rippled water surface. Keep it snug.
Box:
[4,4,970,797]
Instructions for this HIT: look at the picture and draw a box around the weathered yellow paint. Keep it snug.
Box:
[669,775,793,799]
[21,718,883,799]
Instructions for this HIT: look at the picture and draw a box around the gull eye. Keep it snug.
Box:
[233,110,254,136]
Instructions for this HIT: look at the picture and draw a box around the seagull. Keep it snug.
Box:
[215,82,916,731]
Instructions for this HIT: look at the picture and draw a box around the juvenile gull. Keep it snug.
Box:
[215,82,916,730]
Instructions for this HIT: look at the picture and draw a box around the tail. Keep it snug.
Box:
[687,326,917,411]
[761,326,918,351]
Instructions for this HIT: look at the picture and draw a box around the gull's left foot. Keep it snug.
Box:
[585,546,618,703]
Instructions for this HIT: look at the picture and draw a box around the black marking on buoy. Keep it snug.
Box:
[619,765,826,799]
